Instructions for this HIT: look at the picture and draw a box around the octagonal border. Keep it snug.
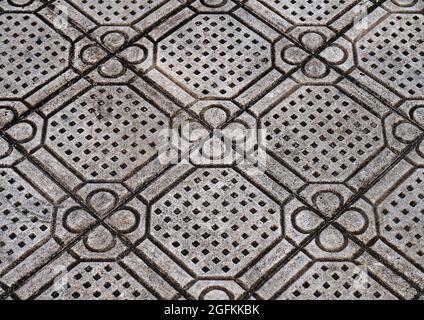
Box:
[247,73,422,216]
[136,162,292,280]
[147,166,285,278]
[145,5,284,106]
[0,12,75,101]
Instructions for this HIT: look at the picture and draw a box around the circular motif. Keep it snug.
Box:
[81,45,106,65]
[320,44,348,65]
[177,119,208,144]
[200,137,229,160]
[316,226,348,253]
[107,209,139,234]
[0,107,16,128]
[7,121,36,143]
[7,0,34,7]
[200,105,229,128]
[409,106,424,125]
[121,45,147,64]
[337,209,369,235]
[281,46,309,65]
[98,59,127,78]
[299,31,326,52]
[222,121,250,144]
[101,31,127,50]
[416,139,424,158]
[200,0,228,8]
[391,0,418,7]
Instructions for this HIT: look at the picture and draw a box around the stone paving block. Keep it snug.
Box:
[339,2,423,106]
[255,247,419,300]
[254,74,422,215]
[332,143,424,293]
[244,0,376,44]
[0,0,423,300]
[0,139,100,291]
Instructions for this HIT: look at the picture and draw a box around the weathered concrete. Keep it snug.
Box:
[0,0,423,300]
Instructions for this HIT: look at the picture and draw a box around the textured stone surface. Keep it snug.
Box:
[0,13,70,98]
[157,14,272,98]
[150,168,282,277]
[0,0,423,300]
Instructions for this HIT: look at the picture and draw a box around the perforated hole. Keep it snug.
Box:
[158,14,271,98]
[151,168,281,276]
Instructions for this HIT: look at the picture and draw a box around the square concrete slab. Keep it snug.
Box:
[0,0,423,300]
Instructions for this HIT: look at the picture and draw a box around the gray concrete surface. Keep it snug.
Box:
[0,0,423,300]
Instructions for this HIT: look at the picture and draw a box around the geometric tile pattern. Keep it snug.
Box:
[356,13,423,98]
[0,0,423,300]
[150,168,281,277]
[157,14,272,98]
[0,13,70,98]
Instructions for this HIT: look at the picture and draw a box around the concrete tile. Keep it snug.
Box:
[0,0,423,300]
